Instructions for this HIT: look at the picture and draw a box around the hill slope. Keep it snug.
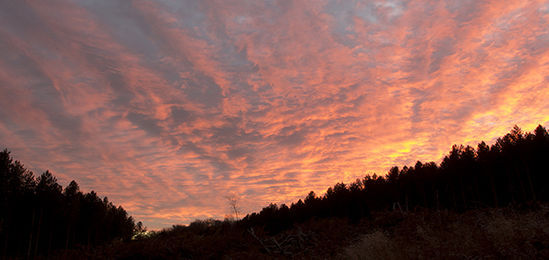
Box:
[83,124,549,258]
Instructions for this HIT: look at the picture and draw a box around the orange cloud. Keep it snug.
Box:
[1,0,549,229]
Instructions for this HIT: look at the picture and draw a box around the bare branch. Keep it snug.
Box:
[224,193,240,220]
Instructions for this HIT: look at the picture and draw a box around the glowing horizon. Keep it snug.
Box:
[1,0,549,229]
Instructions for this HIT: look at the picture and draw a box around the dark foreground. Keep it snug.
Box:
[58,203,549,259]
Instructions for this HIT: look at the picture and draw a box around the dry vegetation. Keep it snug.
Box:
[342,204,549,259]
[60,203,549,259]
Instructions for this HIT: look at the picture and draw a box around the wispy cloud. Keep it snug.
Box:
[1,0,549,229]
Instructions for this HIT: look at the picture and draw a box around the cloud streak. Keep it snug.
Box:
[1,0,549,229]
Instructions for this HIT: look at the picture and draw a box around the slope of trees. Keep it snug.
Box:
[0,149,137,258]
[242,125,549,234]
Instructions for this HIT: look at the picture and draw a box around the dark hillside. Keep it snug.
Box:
[85,124,549,259]
[80,204,549,259]
[241,125,549,234]
[4,124,549,259]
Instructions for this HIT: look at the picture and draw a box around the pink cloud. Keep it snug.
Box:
[1,0,549,229]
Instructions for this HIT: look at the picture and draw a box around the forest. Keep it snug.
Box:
[0,150,138,258]
[1,124,549,258]
[241,125,549,233]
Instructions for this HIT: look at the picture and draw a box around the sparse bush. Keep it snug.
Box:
[344,230,401,260]
[341,206,549,259]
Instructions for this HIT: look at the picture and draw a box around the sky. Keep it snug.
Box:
[1,0,549,229]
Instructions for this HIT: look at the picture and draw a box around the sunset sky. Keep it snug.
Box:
[1,0,549,229]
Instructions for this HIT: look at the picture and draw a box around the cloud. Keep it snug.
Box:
[1,0,549,229]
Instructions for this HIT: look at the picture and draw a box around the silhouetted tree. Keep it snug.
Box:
[0,149,137,258]
[225,194,241,220]
[241,124,549,234]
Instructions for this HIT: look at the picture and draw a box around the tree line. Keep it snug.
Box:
[0,149,138,258]
[241,125,549,234]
